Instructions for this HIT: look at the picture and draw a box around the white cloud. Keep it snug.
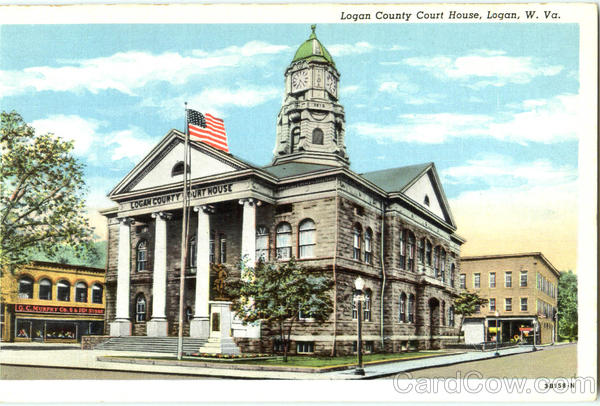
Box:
[0,41,289,97]
[106,127,156,162]
[328,41,374,57]
[151,86,280,120]
[441,155,577,187]
[31,115,101,156]
[404,50,564,88]
[353,94,579,145]
[341,85,360,95]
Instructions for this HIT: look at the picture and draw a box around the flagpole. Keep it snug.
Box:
[177,102,190,360]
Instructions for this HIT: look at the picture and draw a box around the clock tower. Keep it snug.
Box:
[273,25,349,167]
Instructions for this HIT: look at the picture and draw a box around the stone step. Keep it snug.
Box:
[94,336,207,353]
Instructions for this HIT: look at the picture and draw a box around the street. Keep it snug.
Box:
[391,343,577,379]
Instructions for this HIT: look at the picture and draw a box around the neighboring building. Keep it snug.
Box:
[101,26,464,355]
[460,253,559,345]
[1,261,106,343]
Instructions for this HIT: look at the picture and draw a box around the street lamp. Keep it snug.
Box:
[494,311,500,357]
[532,319,538,352]
[354,276,365,376]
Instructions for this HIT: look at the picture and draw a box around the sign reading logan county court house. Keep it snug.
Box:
[125,182,235,210]
[15,304,105,315]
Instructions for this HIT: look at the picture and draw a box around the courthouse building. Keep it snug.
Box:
[1,261,105,343]
[460,252,559,345]
[101,27,464,354]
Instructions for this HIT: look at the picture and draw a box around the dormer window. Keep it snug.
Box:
[171,161,185,177]
[424,195,430,207]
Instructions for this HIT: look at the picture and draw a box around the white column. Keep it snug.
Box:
[239,198,259,266]
[190,205,212,338]
[147,211,171,337]
[110,217,134,336]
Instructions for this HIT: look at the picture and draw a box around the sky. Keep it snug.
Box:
[0,22,580,271]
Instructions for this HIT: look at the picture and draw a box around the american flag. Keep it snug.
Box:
[187,109,229,152]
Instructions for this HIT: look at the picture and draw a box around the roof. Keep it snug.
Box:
[292,25,335,66]
[461,252,560,278]
[359,162,432,193]
[27,261,105,274]
[261,162,335,178]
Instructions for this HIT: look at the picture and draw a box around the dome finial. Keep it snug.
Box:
[310,24,317,39]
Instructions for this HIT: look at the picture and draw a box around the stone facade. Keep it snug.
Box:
[101,27,464,355]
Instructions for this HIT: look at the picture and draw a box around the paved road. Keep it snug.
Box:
[0,364,218,380]
[389,344,577,379]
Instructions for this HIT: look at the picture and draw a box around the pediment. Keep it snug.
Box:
[402,166,455,227]
[109,130,249,198]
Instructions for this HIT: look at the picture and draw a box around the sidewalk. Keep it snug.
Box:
[0,344,540,380]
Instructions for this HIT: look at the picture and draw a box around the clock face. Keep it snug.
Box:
[291,69,309,92]
[325,72,337,96]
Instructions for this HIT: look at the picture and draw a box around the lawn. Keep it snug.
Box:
[227,351,442,368]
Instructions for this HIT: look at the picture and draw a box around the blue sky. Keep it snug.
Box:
[0,23,580,270]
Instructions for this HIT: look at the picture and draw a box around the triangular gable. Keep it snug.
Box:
[401,163,456,227]
[109,130,251,198]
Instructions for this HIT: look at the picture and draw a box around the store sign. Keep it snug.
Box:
[14,304,104,315]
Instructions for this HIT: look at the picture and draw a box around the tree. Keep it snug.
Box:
[557,270,577,342]
[0,111,95,273]
[453,291,488,342]
[228,258,333,361]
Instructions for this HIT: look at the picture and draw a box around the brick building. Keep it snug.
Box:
[1,261,105,343]
[459,253,559,345]
[101,27,464,354]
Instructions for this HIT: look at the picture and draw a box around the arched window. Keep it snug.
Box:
[406,231,415,271]
[440,249,447,282]
[399,229,406,269]
[449,306,455,327]
[39,278,52,300]
[276,222,292,260]
[426,240,432,266]
[433,246,440,277]
[135,294,146,322]
[219,234,227,263]
[424,195,430,207]
[364,289,372,322]
[298,219,316,259]
[450,264,456,287]
[136,239,148,271]
[418,238,425,264]
[57,280,70,301]
[188,235,197,269]
[75,282,88,303]
[171,161,185,176]
[209,230,216,263]
[408,294,416,323]
[291,127,300,153]
[186,307,193,322]
[18,276,33,299]
[91,283,103,304]
[312,128,324,145]
[364,228,373,264]
[441,301,446,326]
[256,226,269,261]
[352,224,362,260]
[399,292,407,322]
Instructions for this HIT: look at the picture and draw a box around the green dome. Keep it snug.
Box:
[292,25,335,66]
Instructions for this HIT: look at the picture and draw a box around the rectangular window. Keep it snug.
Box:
[489,272,496,288]
[474,273,480,289]
[352,292,358,320]
[505,298,512,311]
[209,231,215,263]
[521,297,528,311]
[489,298,496,311]
[505,272,512,288]
[296,341,314,354]
[219,235,227,263]
[459,274,466,289]
[364,294,372,322]
[365,341,374,353]
[520,271,528,287]
[474,304,480,313]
